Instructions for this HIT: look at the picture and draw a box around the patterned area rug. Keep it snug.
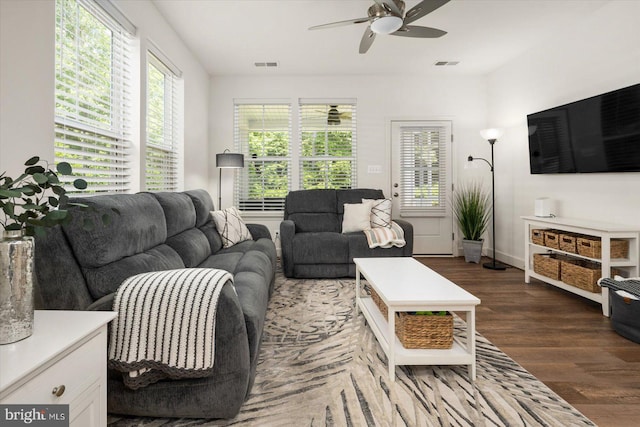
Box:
[108,275,595,427]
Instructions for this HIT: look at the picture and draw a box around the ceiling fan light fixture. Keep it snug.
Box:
[370,16,403,34]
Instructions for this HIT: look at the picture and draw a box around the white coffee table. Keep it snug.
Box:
[354,257,481,382]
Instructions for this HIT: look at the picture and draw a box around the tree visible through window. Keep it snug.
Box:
[54,0,133,193]
[146,52,181,191]
[234,104,291,211]
[299,103,357,189]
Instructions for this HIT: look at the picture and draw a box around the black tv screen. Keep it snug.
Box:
[527,83,640,174]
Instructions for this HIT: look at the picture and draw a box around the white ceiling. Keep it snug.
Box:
[151,0,609,77]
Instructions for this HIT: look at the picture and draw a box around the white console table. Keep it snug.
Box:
[522,216,640,316]
[0,310,117,427]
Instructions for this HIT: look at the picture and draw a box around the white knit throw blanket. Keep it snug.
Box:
[108,268,233,390]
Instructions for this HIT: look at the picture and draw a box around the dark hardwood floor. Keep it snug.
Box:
[417,256,640,427]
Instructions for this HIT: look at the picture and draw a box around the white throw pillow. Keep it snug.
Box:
[342,201,374,233]
[211,207,252,248]
[363,198,392,228]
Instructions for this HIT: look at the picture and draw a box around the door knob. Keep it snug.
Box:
[393,183,398,188]
[393,192,399,197]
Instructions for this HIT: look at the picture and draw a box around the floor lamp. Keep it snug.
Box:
[467,128,507,271]
[216,149,244,210]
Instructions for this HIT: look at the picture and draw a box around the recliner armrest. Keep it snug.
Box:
[394,219,414,256]
[246,223,271,241]
[280,220,296,277]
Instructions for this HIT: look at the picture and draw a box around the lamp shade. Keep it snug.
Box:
[480,128,503,141]
[216,152,244,168]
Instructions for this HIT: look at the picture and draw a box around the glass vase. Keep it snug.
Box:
[0,229,34,344]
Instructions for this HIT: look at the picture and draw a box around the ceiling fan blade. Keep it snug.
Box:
[309,17,371,30]
[391,25,447,38]
[359,26,376,54]
[404,0,450,25]
[373,0,403,17]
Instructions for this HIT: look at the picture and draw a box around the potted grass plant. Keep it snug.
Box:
[452,182,491,263]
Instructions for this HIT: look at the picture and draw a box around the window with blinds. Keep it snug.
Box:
[399,124,448,216]
[146,51,182,191]
[234,104,292,211]
[55,0,133,194]
[299,101,357,189]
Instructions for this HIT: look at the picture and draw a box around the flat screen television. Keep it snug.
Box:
[527,83,640,174]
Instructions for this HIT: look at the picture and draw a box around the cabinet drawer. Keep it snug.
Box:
[2,332,104,405]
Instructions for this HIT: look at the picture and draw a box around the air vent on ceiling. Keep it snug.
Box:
[254,61,279,68]
[434,61,459,66]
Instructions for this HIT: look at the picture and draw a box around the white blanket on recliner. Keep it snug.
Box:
[363,221,406,249]
[108,268,233,390]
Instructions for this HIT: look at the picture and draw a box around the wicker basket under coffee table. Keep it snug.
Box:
[354,257,481,382]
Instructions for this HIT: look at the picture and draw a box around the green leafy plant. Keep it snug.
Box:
[452,182,491,241]
[0,156,88,236]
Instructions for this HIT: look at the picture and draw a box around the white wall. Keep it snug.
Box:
[485,0,640,267]
[0,1,55,178]
[210,74,488,240]
[0,0,210,193]
[113,0,210,192]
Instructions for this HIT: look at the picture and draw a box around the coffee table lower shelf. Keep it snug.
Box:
[358,297,476,381]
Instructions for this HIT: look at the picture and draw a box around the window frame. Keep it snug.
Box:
[54,0,135,194]
[233,101,292,213]
[298,100,357,190]
[144,47,183,192]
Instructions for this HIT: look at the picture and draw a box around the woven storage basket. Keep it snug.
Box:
[531,229,546,246]
[560,259,601,293]
[369,287,387,318]
[533,253,565,280]
[395,312,453,349]
[577,236,629,259]
[559,232,580,253]
[543,229,560,249]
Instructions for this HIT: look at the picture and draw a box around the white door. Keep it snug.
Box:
[390,120,453,255]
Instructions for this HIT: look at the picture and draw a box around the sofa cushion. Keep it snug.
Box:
[292,232,349,264]
[342,201,373,233]
[346,232,407,261]
[151,192,197,237]
[285,189,337,214]
[288,212,340,233]
[83,244,185,299]
[336,189,384,214]
[364,198,392,228]
[64,193,167,268]
[211,207,253,248]
[184,189,216,227]
[166,228,211,267]
[199,221,224,253]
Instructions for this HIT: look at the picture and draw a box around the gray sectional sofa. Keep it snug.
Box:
[33,189,276,419]
[280,188,413,278]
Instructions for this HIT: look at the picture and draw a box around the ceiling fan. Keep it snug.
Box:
[309,0,450,54]
[321,105,351,125]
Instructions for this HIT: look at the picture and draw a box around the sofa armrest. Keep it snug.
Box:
[280,220,296,277]
[246,223,272,241]
[86,293,116,311]
[394,219,414,256]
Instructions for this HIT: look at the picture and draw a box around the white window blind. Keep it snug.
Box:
[146,51,182,191]
[234,103,292,212]
[299,101,357,189]
[55,0,133,193]
[399,124,448,216]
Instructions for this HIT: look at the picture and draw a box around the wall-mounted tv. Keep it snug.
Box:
[527,83,640,174]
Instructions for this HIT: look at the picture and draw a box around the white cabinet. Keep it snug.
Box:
[522,216,639,316]
[0,310,117,427]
